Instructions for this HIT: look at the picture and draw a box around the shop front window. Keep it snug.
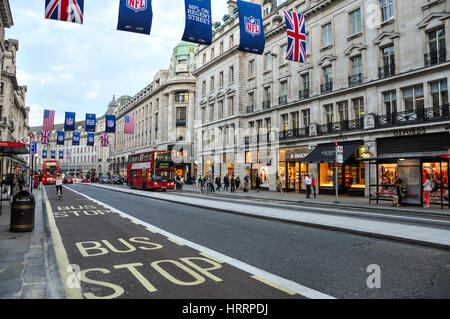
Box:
[422,162,449,205]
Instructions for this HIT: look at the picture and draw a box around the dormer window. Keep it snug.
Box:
[263,4,272,17]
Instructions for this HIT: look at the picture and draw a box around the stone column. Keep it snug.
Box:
[167,92,174,142]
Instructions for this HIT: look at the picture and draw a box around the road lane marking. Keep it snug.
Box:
[167,237,185,246]
[146,227,158,233]
[251,275,297,295]
[68,186,336,299]
[43,187,83,299]
[199,252,224,264]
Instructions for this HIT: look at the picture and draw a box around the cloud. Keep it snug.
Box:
[85,91,98,100]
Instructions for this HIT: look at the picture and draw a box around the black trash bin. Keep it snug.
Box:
[10,190,35,232]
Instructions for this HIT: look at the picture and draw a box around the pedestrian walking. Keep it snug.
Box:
[276,176,283,193]
[311,174,316,198]
[235,176,241,192]
[255,175,261,192]
[224,175,229,191]
[230,176,235,193]
[305,174,312,199]
[215,176,221,191]
[423,173,433,208]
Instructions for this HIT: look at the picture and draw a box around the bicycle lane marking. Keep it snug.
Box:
[67,186,335,299]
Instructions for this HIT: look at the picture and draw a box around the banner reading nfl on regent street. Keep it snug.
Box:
[117,0,153,35]
[237,0,265,54]
[182,0,212,45]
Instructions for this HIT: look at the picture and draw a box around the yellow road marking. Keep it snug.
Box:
[199,252,224,264]
[43,188,83,299]
[251,275,297,295]
[145,227,157,233]
[131,220,141,225]
[166,237,184,246]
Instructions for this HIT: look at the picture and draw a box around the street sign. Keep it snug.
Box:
[336,146,344,164]
[20,136,30,145]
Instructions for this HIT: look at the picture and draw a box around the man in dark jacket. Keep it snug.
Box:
[255,175,261,192]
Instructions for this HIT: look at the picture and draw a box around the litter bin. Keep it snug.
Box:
[10,190,35,232]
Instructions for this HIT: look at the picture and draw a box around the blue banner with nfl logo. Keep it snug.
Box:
[117,0,153,35]
[64,112,76,131]
[59,150,64,160]
[237,0,265,55]
[72,132,81,146]
[182,0,212,45]
[56,131,65,145]
[42,150,47,159]
[105,115,116,133]
[51,150,56,159]
[87,133,95,146]
[85,113,96,132]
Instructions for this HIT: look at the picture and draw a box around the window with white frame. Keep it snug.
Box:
[349,8,362,35]
[264,52,273,71]
[352,97,365,119]
[322,23,333,47]
[402,85,424,113]
[430,79,448,108]
[383,90,397,114]
[380,0,394,22]
[323,104,334,123]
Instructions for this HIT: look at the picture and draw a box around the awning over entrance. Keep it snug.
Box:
[302,141,363,163]
[0,141,29,155]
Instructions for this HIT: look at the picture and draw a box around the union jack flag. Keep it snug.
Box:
[41,130,50,145]
[284,10,306,63]
[45,0,84,24]
[101,133,109,147]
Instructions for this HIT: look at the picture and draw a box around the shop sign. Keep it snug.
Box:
[392,127,426,137]
[330,136,347,143]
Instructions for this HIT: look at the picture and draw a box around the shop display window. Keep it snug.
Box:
[319,163,343,187]
[378,163,398,194]
[422,162,449,204]
[348,162,365,189]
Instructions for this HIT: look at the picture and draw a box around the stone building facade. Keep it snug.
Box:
[194,0,450,206]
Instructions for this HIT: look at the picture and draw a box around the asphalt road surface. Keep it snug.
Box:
[46,184,450,299]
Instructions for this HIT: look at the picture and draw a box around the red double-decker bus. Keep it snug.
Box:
[127,150,175,191]
[43,160,59,185]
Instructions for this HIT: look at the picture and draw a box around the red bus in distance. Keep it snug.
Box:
[43,160,59,185]
[127,150,175,191]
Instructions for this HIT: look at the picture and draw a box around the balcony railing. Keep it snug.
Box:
[299,89,310,100]
[262,100,271,110]
[321,81,333,94]
[348,73,363,87]
[378,63,395,79]
[278,95,288,105]
[175,119,186,127]
[246,105,254,114]
[317,118,364,135]
[279,127,309,141]
[375,104,450,128]
[424,49,447,67]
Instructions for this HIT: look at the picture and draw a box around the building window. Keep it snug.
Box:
[426,27,446,66]
[337,101,349,122]
[430,79,448,108]
[209,104,215,122]
[229,66,234,83]
[248,59,255,77]
[281,114,289,131]
[202,81,206,96]
[291,112,299,129]
[322,23,332,47]
[305,33,310,55]
[380,0,394,22]
[210,76,214,91]
[352,97,365,119]
[219,41,224,54]
[248,92,255,107]
[202,53,206,64]
[350,55,363,86]
[201,106,206,123]
[230,34,234,47]
[218,101,224,119]
[302,109,310,127]
[380,45,395,78]
[211,47,215,59]
[264,52,273,71]
[263,4,272,17]
[280,44,287,62]
[403,85,424,112]
[175,92,189,103]
[383,90,397,114]
[323,104,334,124]
[349,8,362,35]
[219,71,224,88]
[227,96,234,117]
[297,2,306,12]
[176,107,186,121]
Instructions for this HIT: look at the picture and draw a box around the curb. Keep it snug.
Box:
[81,184,450,250]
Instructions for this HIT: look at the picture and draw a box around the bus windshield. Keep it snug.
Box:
[152,170,175,182]
[45,164,58,176]
[154,152,172,161]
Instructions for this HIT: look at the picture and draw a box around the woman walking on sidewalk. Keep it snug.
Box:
[423,173,433,208]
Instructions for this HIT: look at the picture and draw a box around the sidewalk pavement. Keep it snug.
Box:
[176,184,450,216]
[86,183,450,249]
[0,188,53,299]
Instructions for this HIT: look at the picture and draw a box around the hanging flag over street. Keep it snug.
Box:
[51,150,56,159]
[42,150,48,159]
[237,0,265,55]
[64,112,76,131]
[41,130,50,145]
[105,115,116,133]
[43,110,55,131]
[284,10,306,63]
[124,114,135,135]
[72,132,80,146]
[45,0,84,24]
[87,132,95,146]
[56,131,65,145]
[101,133,109,147]
[117,0,153,35]
[85,113,96,132]
[59,150,64,159]
[182,0,212,45]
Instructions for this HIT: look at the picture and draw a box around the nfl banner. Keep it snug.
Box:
[42,150,48,159]
[237,0,265,55]
[182,0,212,45]
[59,150,64,160]
[45,0,84,24]
[117,0,153,35]
[85,113,96,132]
[51,150,56,159]
[105,115,116,133]
[284,10,306,63]
[72,132,81,146]
[56,131,65,145]
[64,112,76,131]
[87,133,95,146]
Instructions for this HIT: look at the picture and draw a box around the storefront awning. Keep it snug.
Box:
[302,141,363,163]
[0,141,29,155]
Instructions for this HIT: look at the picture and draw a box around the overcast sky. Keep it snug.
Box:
[7,0,228,127]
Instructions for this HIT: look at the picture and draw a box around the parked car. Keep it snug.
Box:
[100,176,111,184]
[63,175,74,184]
[112,175,124,185]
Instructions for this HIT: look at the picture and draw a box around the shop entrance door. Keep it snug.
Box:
[422,160,449,208]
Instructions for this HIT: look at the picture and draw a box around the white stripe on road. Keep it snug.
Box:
[67,186,336,299]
